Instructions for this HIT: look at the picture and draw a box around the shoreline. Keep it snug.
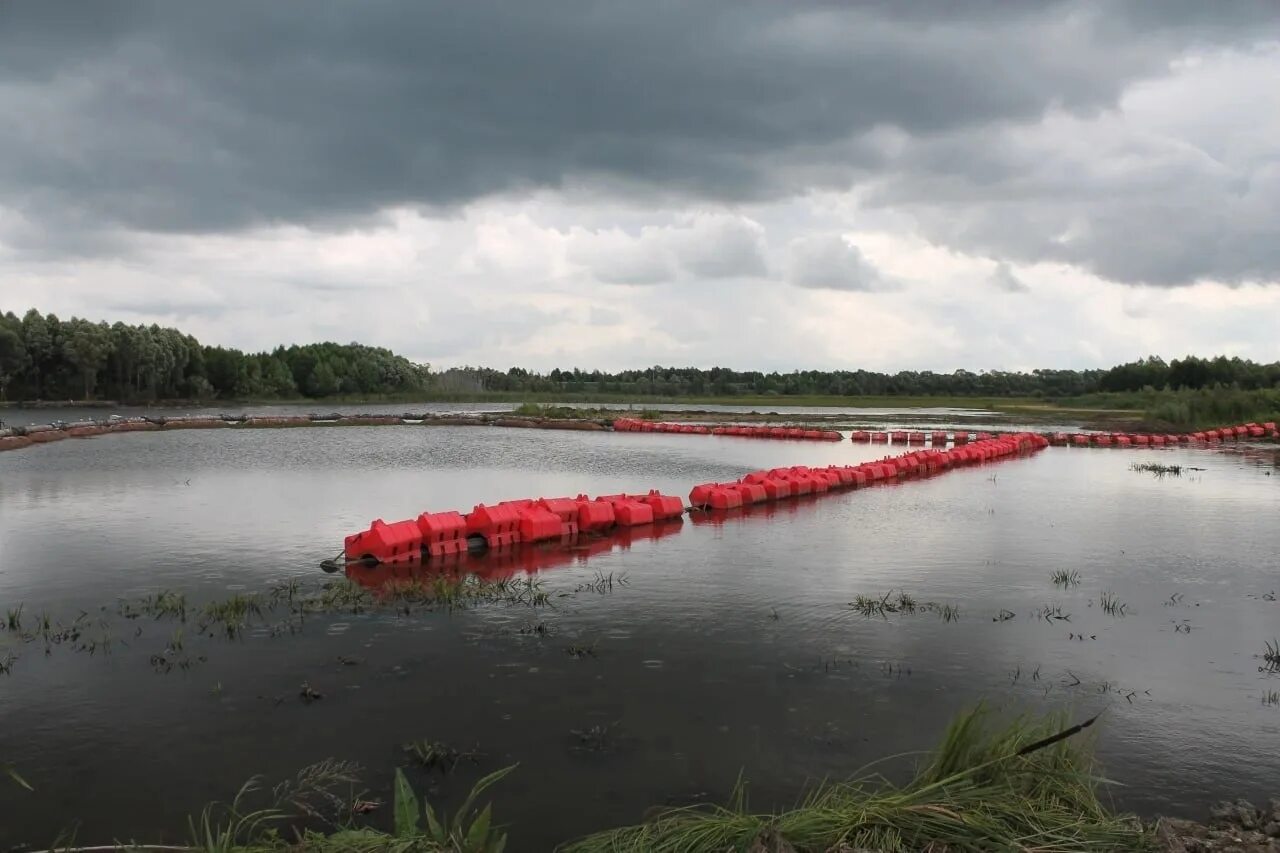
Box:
[2,409,1275,455]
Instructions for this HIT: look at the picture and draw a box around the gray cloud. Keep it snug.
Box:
[990,262,1031,293]
[0,0,1277,295]
[1,2,1272,231]
[788,234,885,291]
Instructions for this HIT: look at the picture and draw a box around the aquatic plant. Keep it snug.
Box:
[565,642,597,659]
[1262,639,1280,674]
[3,760,33,791]
[1035,604,1071,623]
[849,591,957,622]
[397,764,515,852]
[573,571,628,595]
[5,604,22,631]
[403,739,482,773]
[199,593,263,638]
[1099,592,1129,617]
[1050,570,1081,587]
[0,651,15,675]
[571,722,622,753]
[562,706,1146,852]
[1130,462,1183,477]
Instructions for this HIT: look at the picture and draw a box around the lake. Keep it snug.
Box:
[1,426,1278,849]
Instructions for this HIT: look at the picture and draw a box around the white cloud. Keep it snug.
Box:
[788,234,887,292]
[566,212,767,285]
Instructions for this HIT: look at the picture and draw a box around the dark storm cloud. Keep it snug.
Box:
[1,0,1277,286]
[0,1,1266,227]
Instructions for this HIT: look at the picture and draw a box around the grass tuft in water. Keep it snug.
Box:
[1130,462,1182,477]
[199,593,263,638]
[1050,570,1081,587]
[1099,592,1129,617]
[1262,639,1280,674]
[403,739,483,773]
[562,706,1147,853]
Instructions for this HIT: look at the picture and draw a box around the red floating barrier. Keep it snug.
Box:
[535,497,582,538]
[537,497,577,522]
[871,432,888,443]
[953,431,970,445]
[417,511,467,558]
[516,504,565,543]
[467,503,522,549]
[851,430,870,442]
[642,490,685,520]
[599,491,655,525]
[344,518,421,564]
[730,482,768,504]
[574,494,615,532]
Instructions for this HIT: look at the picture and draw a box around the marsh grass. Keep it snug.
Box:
[1130,462,1183,477]
[562,707,1146,853]
[1050,570,1081,587]
[199,594,263,638]
[849,591,959,622]
[403,739,483,773]
[1099,592,1129,617]
[1262,639,1280,674]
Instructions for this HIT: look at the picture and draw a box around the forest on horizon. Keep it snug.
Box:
[2,308,1279,403]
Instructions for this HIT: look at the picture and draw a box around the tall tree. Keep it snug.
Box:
[0,325,28,401]
[61,320,115,399]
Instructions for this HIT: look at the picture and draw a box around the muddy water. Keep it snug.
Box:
[1,428,1278,849]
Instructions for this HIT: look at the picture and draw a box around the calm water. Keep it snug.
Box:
[1,401,1003,429]
[1,427,1278,848]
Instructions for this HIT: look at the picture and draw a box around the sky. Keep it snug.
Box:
[2,1,1279,373]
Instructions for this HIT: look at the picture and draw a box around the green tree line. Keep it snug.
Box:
[2,308,1278,402]
[0,309,430,401]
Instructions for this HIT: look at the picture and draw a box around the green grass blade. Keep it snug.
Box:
[392,767,420,838]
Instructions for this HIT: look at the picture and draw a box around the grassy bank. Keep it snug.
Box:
[1063,388,1280,430]
[7,708,1155,852]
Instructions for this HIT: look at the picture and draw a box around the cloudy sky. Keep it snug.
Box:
[2,1,1278,372]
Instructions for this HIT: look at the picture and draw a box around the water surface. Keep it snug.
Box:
[1,427,1278,848]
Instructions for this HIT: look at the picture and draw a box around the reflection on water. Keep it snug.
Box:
[344,521,688,588]
[1,427,1279,849]
[1,400,1003,429]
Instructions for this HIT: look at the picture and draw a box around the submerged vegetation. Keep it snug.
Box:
[0,573,554,678]
[1099,592,1130,617]
[848,590,959,621]
[1131,462,1184,477]
[563,706,1147,852]
[1262,639,1280,674]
